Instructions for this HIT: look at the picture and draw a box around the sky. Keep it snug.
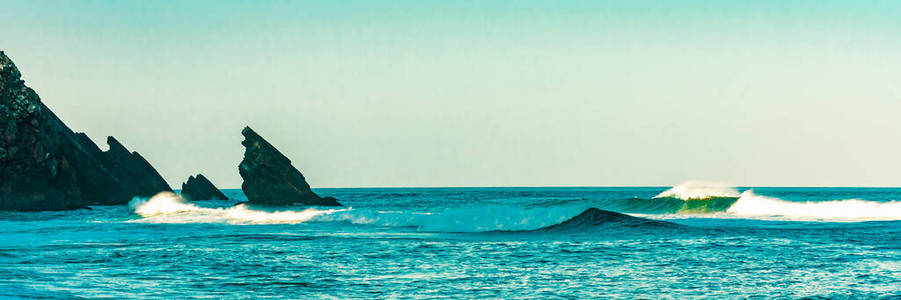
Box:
[2,1,901,188]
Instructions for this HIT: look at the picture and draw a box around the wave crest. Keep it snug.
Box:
[654,181,740,200]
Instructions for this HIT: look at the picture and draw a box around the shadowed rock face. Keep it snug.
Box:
[238,126,341,206]
[101,136,172,199]
[70,134,172,204]
[0,51,171,211]
[181,174,228,201]
[69,134,172,205]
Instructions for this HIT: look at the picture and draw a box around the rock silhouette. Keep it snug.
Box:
[0,51,171,211]
[181,174,228,201]
[238,126,341,206]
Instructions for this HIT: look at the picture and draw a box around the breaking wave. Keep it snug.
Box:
[129,192,346,224]
[606,196,739,214]
[727,190,901,221]
[640,181,901,220]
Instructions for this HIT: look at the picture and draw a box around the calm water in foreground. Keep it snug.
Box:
[1,186,899,298]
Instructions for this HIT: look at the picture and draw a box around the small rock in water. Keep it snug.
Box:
[181,174,228,201]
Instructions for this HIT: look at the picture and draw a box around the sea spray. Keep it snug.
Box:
[654,181,740,200]
[130,192,197,216]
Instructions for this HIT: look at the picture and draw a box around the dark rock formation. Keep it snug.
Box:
[70,133,172,205]
[181,174,228,200]
[0,51,171,211]
[100,136,172,198]
[238,126,341,206]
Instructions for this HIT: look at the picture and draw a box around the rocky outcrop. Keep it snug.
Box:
[100,136,172,199]
[181,174,228,200]
[69,133,172,205]
[238,126,341,206]
[0,51,171,211]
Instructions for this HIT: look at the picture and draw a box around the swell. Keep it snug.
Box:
[528,208,680,233]
[321,207,680,233]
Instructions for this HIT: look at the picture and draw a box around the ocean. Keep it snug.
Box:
[1,183,899,298]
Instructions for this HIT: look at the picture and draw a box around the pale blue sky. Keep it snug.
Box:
[2,1,900,187]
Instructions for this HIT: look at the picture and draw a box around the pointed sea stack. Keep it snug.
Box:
[181,174,228,201]
[100,136,172,198]
[238,126,341,206]
[0,51,171,211]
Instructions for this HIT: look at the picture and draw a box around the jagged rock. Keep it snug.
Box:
[70,133,172,203]
[100,136,172,198]
[238,126,341,206]
[181,174,228,201]
[0,51,171,211]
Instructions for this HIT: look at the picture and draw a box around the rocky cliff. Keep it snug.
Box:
[0,51,171,211]
[238,126,341,206]
[181,174,228,201]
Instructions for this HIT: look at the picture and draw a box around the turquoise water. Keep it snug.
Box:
[1,186,900,298]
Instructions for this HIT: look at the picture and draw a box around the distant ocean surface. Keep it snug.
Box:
[1,184,900,298]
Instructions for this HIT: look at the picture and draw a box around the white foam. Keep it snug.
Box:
[654,180,740,200]
[129,192,346,224]
[727,190,901,221]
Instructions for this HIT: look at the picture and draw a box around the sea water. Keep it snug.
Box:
[1,183,899,298]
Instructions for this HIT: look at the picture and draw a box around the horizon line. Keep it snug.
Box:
[199,185,901,190]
